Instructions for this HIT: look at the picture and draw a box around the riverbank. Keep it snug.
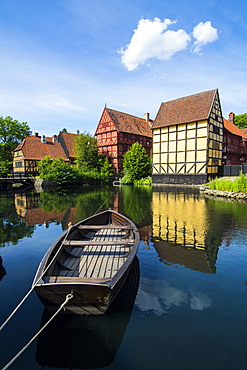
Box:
[199,185,247,201]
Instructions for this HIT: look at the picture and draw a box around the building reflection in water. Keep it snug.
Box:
[14,193,78,229]
[152,188,221,274]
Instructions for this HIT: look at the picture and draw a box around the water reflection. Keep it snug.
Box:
[36,257,140,369]
[0,256,6,281]
[152,187,223,273]
[15,186,117,229]
[0,194,35,247]
[136,277,212,316]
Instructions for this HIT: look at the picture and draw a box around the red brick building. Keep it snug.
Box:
[223,112,247,165]
[95,107,152,174]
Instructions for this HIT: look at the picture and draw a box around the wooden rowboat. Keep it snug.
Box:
[32,209,140,315]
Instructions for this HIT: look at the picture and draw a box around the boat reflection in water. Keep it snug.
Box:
[36,256,139,369]
[0,256,6,281]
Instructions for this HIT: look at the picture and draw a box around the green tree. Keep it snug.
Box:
[74,133,98,168]
[98,154,113,182]
[234,113,247,129]
[37,156,77,185]
[122,143,152,183]
[0,116,31,172]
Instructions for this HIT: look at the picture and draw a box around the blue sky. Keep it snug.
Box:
[0,0,246,137]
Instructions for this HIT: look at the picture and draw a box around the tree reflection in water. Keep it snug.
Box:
[0,194,35,248]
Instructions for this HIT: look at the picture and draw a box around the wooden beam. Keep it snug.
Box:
[78,225,133,230]
[63,240,134,246]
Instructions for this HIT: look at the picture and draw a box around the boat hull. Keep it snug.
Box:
[33,210,140,315]
[34,262,132,315]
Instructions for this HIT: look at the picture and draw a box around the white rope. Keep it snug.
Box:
[93,187,118,215]
[1,293,73,370]
[0,223,73,332]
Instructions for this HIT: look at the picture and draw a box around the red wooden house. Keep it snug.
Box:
[223,112,247,165]
[95,107,152,174]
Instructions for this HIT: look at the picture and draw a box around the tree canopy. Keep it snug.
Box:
[122,142,152,183]
[73,133,98,168]
[234,113,247,129]
[0,116,31,172]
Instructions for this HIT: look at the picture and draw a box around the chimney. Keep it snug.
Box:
[229,112,235,123]
[144,113,150,122]
[35,132,39,137]
[41,135,47,143]
[52,135,58,143]
[75,130,80,135]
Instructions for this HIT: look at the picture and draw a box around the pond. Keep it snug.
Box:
[0,185,247,370]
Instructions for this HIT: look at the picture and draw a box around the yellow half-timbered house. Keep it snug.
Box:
[152,89,223,184]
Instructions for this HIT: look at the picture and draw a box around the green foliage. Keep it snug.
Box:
[134,176,152,186]
[207,173,247,193]
[97,154,113,182]
[234,113,247,129]
[37,156,77,185]
[0,116,31,172]
[122,143,152,183]
[39,186,114,221]
[121,185,152,224]
[121,173,133,184]
[74,133,98,168]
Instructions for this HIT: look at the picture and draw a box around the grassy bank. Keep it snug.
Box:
[207,173,247,193]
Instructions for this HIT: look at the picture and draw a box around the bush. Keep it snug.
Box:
[38,156,77,185]
[123,143,152,184]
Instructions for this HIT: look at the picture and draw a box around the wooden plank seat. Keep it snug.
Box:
[78,225,134,230]
[63,240,134,246]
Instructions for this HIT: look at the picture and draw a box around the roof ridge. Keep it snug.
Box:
[161,88,217,105]
[107,107,147,121]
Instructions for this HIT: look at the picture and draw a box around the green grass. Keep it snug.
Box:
[207,173,247,193]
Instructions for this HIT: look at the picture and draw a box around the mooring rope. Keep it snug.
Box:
[1,293,73,370]
[93,187,119,215]
[0,223,73,332]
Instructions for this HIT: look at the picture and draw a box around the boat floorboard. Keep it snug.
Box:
[58,226,131,278]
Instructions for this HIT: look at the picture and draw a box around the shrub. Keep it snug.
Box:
[123,143,152,184]
[38,156,77,185]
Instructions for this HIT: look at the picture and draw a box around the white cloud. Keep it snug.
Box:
[192,21,218,54]
[119,18,191,71]
[120,18,219,70]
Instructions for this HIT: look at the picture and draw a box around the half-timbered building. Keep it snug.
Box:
[152,89,224,184]
[95,107,152,174]
[223,112,247,165]
[13,133,68,175]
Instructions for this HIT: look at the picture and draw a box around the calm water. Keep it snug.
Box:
[0,185,247,370]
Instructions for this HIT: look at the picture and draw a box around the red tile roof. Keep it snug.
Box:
[223,118,247,139]
[106,108,152,137]
[152,89,218,129]
[14,135,68,160]
[59,132,77,158]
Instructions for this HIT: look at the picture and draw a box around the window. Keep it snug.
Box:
[213,125,220,135]
[15,161,23,168]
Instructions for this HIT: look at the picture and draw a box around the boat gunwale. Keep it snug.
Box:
[32,210,139,290]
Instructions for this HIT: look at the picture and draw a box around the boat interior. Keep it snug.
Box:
[48,212,136,279]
